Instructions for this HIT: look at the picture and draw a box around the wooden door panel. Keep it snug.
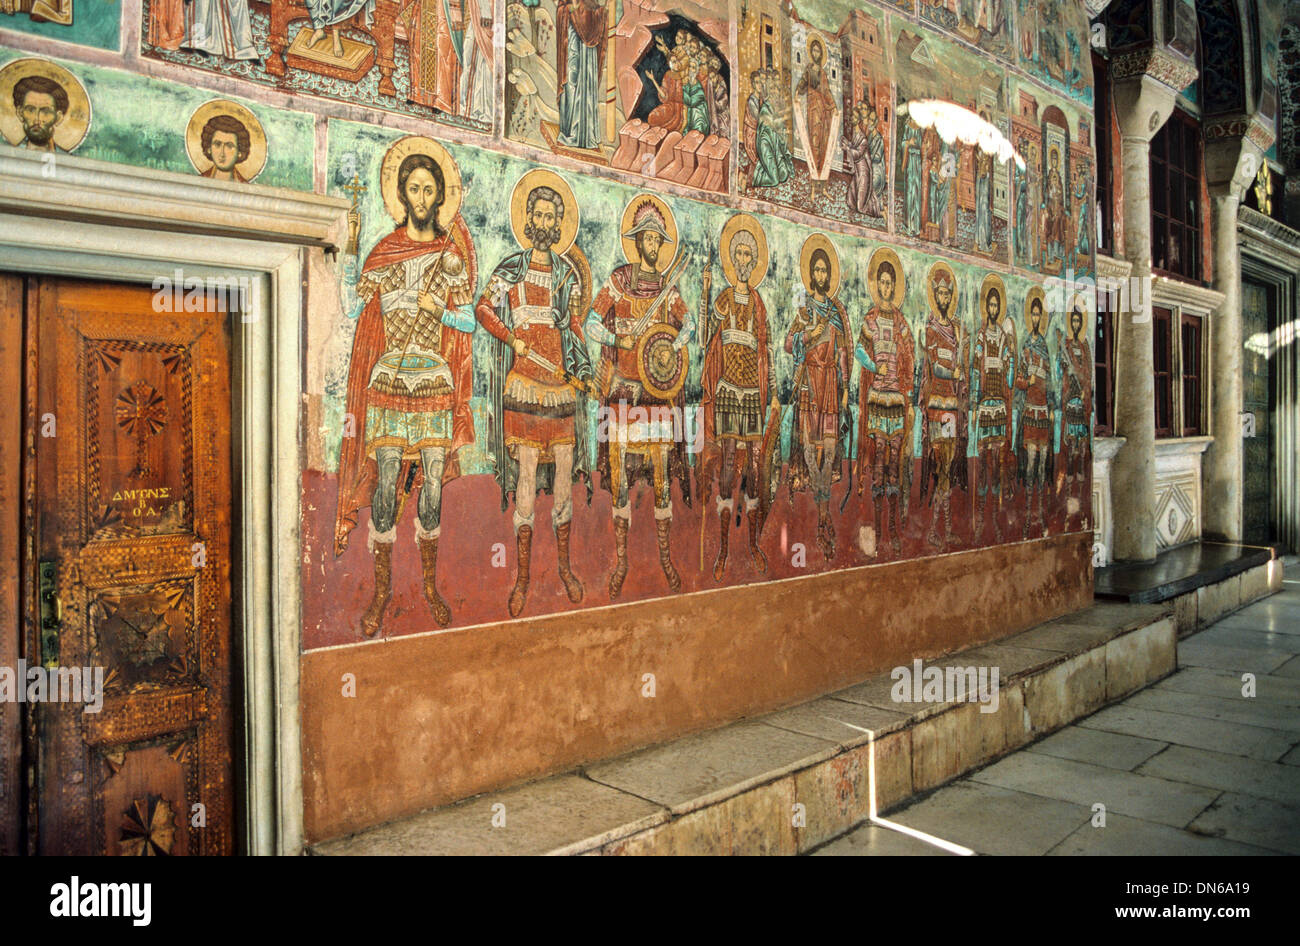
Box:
[0,275,23,855]
[33,279,233,855]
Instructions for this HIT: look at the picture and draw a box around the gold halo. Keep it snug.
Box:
[1068,290,1095,320]
[509,168,579,255]
[867,246,904,308]
[381,135,463,230]
[620,193,678,271]
[1023,285,1047,333]
[185,99,267,182]
[799,233,840,297]
[719,212,769,289]
[979,273,1008,321]
[806,32,827,60]
[0,57,91,152]
[925,261,958,316]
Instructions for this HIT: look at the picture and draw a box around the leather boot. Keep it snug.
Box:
[926,502,943,550]
[360,541,393,639]
[656,517,681,591]
[508,525,532,618]
[816,505,836,560]
[555,521,583,604]
[712,508,729,582]
[608,516,629,600]
[746,507,767,573]
[418,536,452,627]
[888,495,902,553]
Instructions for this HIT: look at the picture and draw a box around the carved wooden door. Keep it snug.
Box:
[28,278,234,855]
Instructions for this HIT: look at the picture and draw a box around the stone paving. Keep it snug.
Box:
[814,564,1300,856]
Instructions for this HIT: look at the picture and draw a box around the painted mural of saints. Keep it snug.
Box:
[785,235,850,561]
[743,69,793,189]
[697,213,776,582]
[184,99,268,183]
[405,0,493,120]
[856,247,915,557]
[1056,294,1092,530]
[1043,146,1067,269]
[900,113,924,236]
[556,0,607,149]
[918,262,969,552]
[475,169,595,618]
[0,58,90,154]
[974,115,996,254]
[0,0,71,25]
[586,195,693,598]
[845,103,885,219]
[970,273,1016,542]
[794,34,839,203]
[334,136,478,637]
[1014,287,1055,538]
[1013,135,1040,267]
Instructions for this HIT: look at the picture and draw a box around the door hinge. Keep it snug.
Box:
[38,560,61,669]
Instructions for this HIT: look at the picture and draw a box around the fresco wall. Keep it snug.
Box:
[1,1,1098,648]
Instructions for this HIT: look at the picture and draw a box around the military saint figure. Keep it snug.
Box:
[970,273,1016,542]
[918,262,969,551]
[697,214,776,581]
[586,196,694,597]
[1014,288,1055,537]
[334,138,477,636]
[856,248,915,556]
[475,170,595,618]
[785,235,850,560]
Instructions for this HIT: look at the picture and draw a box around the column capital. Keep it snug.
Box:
[1205,113,1275,202]
[1110,61,1191,143]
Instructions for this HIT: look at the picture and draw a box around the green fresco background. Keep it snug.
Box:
[0,48,315,189]
[0,1,120,51]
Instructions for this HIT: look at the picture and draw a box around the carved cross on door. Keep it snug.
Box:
[115,381,167,478]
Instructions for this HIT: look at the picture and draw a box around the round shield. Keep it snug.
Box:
[635,323,688,400]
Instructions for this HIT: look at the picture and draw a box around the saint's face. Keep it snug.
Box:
[404,167,441,230]
[733,243,755,281]
[986,293,1001,323]
[210,130,240,174]
[811,259,830,295]
[878,270,895,305]
[637,231,663,269]
[529,198,558,248]
[18,90,61,145]
[935,284,952,315]
[811,42,824,66]
[1031,303,1043,334]
[1071,309,1084,338]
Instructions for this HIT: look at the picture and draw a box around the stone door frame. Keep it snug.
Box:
[0,147,349,855]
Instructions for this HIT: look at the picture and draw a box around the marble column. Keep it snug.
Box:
[1109,73,1180,563]
[1202,127,1269,544]
[1203,189,1244,542]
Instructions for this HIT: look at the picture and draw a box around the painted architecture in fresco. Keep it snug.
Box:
[0,0,1104,644]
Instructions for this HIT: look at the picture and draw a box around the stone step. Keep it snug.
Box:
[1095,542,1283,637]
[310,601,1175,856]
